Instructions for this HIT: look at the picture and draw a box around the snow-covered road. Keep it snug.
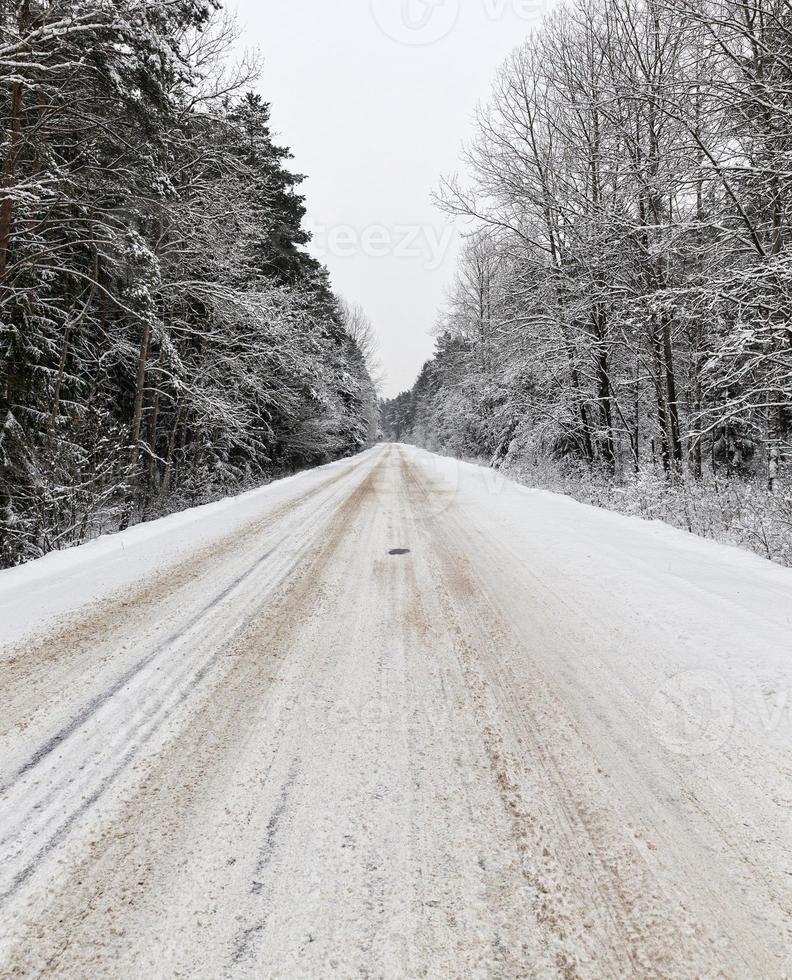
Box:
[1,443,791,978]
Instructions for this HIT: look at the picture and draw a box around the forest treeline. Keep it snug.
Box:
[0,1,377,567]
[384,0,792,562]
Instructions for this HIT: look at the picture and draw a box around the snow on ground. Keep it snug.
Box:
[1,444,791,977]
[0,451,374,648]
[427,447,792,632]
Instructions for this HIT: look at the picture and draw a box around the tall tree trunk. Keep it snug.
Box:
[661,311,683,468]
[0,1,30,278]
[0,80,23,278]
[592,299,616,474]
[147,346,164,487]
[690,352,704,481]
[650,317,671,474]
[121,318,151,527]
[160,401,183,498]
[561,322,594,466]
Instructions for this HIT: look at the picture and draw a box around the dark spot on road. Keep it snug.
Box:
[389,548,410,556]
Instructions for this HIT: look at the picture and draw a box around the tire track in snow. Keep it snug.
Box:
[229,759,301,969]
[1,445,789,978]
[0,455,380,916]
[401,447,784,978]
[0,461,357,718]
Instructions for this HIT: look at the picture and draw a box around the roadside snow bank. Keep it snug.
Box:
[0,452,371,646]
[411,446,792,635]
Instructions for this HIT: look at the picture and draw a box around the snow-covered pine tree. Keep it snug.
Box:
[0,0,375,566]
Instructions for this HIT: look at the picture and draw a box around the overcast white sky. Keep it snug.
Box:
[228,1,552,396]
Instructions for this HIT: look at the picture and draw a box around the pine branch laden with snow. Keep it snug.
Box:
[0,1,377,567]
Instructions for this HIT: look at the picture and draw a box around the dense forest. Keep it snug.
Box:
[384,0,792,563]
[0,1,377,567]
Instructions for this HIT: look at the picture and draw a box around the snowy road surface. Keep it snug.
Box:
[1,444,791,978]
